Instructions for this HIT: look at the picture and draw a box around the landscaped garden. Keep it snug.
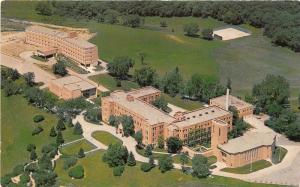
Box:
[54,150,280,187]
[92,131,122,145]
[1,92,82,176]
[221,160,272,174]
[60,139,96,156]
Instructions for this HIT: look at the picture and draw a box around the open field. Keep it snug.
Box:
[55,150,281,187]
[1,92,82,176]
[60,139,96,156]
[91,131,122,145]
[221,160,272,174]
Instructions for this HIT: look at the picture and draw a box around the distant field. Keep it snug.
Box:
[1,92,82,176]
[2,1,299,96]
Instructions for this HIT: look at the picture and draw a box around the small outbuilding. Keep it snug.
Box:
[213,27,250,41]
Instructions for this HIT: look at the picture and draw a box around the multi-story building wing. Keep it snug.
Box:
[25,25,98,66]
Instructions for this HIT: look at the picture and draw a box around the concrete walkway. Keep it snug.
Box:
[73,114,182,169]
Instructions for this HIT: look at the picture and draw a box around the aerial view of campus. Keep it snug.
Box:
[1,1,300,187]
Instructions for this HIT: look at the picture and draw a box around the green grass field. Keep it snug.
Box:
[92,131,122,145]
[1,92,82,176]
[221,160,272,174]
[60,139,96,156]
[55,150,280,187]
[89,74,139,91]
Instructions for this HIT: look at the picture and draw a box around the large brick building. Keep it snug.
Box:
[25,25,98,66]
[101,86,276,167]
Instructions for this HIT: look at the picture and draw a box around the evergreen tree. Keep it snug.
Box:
[157,136,165,149]
[30,150,38,161]
[27,144,36,152]
[73,122,83,135]
[49,127,57,137]
[78,148,85,158]
[56,118,66,131]
[56,130,64,145]
[145,145,152,157]
[127,151,136,166]
[149,156,155,168]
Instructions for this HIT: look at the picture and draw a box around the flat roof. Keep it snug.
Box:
[128,86,161,98]
[64,37,96,49]
[173,106,231,128]
[52,76,95,91]
[108,88,174,125]
[210,95,253,110]
[218,132,275,154]
[26,25,69,38]
[213,28,250,41]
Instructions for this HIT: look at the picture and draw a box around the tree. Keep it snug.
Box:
[52,61,67,76]
[223,11,242,25]
[56,118,66,131]
[78,148,85,158]
[49,127,57,137]
[166,137,183,153]
[192,155,210,178]
[183,22,199,37]
[68,165,84,179]
[158,156,173,173]
[35,1,53,16]
[24,72,35,86]
[122,14,143,28]
[134,66,156,87]
[27,144,36,152]
[30,150,38,161]
[145,145,152,157]
[108,115,119,127]
[104,9,119,24]
[134,130,143,147]
[152,97,170,113]
[33,115,45,123]
[226,78,232,90]
[102,143,128,167]
[6,68,20,81]
[56,130,64,145]
[113,165,125,176]
[285,123,300,141]
[107,56,134,80]
[73,122,83,135]
[298,93,300,109]
[160,21,167,27]
[127,151,136,166]
[85,106,101,123]
[157,135,164,149]
[120,115,135,137]
[202,28,213,40]
[161,67,183,97]
[179,153,189,166]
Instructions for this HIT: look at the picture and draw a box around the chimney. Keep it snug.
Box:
[225,88,230,111]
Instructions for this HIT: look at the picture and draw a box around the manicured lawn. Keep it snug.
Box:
[60,139,96,156]
[55,150,280,187]
[221,160,272,174]
[162,93,203,111]
[92,131,122,145]
[89,74,139,91]
[172,154,192,166]
[1,92,82,176]
[31,55,48,62]
[136,148,170,160]
[273,147,288,164]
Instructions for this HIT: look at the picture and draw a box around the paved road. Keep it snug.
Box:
[73,114,182,169]
[1,53,56,86]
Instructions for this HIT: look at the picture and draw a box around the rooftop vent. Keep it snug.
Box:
[193,116,195,118]
[205,112,208,114]
[212,110,215,113]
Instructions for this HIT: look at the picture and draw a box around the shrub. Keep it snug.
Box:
[12,164,24,176]
[113,165,125,176]
[32,126,43,136]
[20,172,30,184]
[1,173,13,186]
[25,163,38,172]
[140,163,153,172]
[26,144,36,152]
[41,144,57,154]
[63,157,77,170]
[33,115,45,123]
[68,165,84,179]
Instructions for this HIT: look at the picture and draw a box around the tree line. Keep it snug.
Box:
[36,1,300,52]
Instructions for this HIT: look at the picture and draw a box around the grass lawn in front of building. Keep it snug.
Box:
[60,139,96,156]
[1,92,82,176]
[272,147,288,164]
[162,93,203,111]
[91,131,122,146]
[54,150,281,187]
[221,160,272,174]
